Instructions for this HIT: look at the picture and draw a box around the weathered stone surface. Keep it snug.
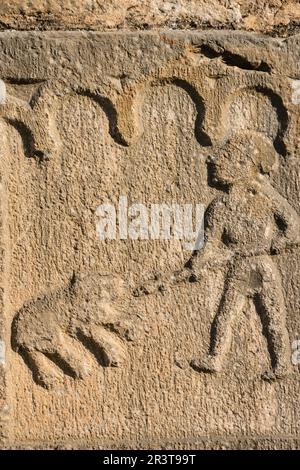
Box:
[0,30,300,449]
[0,1,300,36]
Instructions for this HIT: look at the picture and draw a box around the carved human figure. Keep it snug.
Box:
[190,132,300,379]
[12,274,133,388]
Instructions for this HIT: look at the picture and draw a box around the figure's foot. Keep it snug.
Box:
[261,364,291,382]
[261,369,277,382]
[274,362,292,379]
[190,355,222,374]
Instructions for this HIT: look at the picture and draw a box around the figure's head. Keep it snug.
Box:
[207,132,278,186]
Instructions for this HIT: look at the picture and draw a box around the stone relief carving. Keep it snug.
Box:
[134,129,300,378]
[12,274,133,388]
[3,46,299,386]
[128,67,298,380]
[0,79,61,161]
[189,132,300,380]
[0,56,291,154]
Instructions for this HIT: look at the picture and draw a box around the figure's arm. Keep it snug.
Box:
[257,176,300,252]
[133,197,232,294]
[189,196,233,272]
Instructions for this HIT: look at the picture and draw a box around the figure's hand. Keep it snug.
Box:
[190,248,233,272]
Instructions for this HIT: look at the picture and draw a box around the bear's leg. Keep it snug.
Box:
[21,349,61,389]
[77,326,126,367]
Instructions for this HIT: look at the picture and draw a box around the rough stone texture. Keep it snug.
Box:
[1,29,300,449]
[0,1,300,36]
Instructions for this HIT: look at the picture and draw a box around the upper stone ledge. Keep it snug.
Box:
[0,1,299,37]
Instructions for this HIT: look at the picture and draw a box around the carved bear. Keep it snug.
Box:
[12,273,133,388]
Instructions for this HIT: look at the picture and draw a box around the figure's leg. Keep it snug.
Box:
[191,278,245,373]
[255,279,291,380]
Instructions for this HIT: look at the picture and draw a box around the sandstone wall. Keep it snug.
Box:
[0,1,299,35]
[0,1,300,450]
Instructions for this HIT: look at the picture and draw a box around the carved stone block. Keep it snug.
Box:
[0,30,300,449]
